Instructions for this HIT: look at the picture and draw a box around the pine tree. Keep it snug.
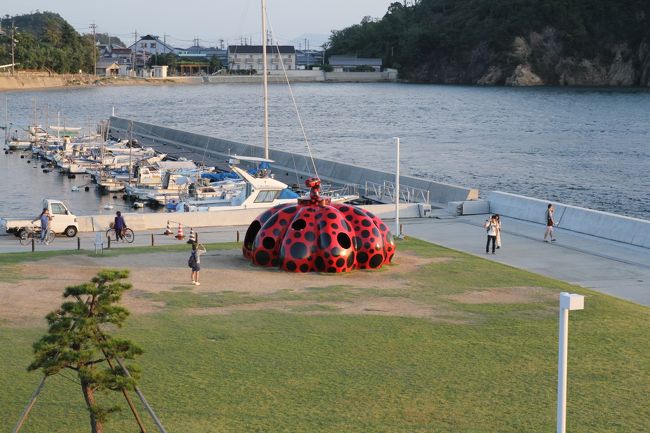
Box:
[28,269,143,433]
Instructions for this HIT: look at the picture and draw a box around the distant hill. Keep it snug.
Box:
[96,33,126,48]
[0,12,94,74]
[327,0,650,86]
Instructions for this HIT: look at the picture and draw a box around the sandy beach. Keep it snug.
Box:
[0,72,188,93]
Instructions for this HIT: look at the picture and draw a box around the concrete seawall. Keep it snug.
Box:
[109,117,478,206]
[488,191,650,249]
[168,70,398,84]
[77,203,419,233]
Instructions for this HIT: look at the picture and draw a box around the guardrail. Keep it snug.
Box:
[364,180,430,204]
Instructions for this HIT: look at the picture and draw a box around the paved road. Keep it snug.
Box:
[1,215,649,306]
[403,215,650,306]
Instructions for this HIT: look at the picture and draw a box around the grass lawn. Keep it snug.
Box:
[0,238,648,432]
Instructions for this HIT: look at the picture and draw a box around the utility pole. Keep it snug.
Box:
[132,30,138,76]
[11,18,16,76]
[90,22,97,76]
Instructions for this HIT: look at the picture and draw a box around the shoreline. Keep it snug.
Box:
[0,70,399,93]
[0,73,189,93]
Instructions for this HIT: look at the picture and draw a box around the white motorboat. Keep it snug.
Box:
[175,164,300,212]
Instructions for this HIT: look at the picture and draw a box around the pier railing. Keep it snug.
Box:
[321,182,360,199]
[364,181,430,204]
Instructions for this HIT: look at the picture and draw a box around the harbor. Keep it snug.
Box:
[2,2,650,432]
[1,113,648,308]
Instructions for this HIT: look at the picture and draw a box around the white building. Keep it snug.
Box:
[228,45,296,72]
[151,65,168,78]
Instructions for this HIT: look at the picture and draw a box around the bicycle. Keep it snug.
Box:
[106,227,135,243]
[19,225,55,246]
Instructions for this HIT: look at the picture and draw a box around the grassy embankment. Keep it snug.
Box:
[0,239,648,432]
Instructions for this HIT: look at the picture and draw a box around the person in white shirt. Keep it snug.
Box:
[484,215,498,254]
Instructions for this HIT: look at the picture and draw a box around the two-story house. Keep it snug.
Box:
[128,35,176,57]
[227,45,296,72]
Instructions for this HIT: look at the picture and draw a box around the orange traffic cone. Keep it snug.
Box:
[164,220,173,235]
[175,223,184,240]
[186,227,196,244]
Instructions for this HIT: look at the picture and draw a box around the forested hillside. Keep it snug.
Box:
[0,12,94,73]
[327,0,650,85]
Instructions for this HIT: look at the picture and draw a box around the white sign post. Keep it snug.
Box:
[557,292,585,433]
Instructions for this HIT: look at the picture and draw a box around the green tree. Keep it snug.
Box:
[326,0,650,84]
[0,12,96,73]
[209,55,223,73]
[28,269,143,433]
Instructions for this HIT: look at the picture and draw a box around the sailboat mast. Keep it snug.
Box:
[129,121,133,185]
[261,0,269,159]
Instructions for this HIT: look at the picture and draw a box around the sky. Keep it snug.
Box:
[4,0,396,49]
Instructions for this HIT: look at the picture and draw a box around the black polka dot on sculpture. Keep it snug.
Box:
[263,237,276,250]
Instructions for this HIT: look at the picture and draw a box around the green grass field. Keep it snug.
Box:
[0,239,648,432]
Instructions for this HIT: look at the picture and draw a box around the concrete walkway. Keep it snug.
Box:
[402,215,650,306]
[1,215,648,306]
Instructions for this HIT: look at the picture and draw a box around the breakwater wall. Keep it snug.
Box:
[109,117,478,206]
[488,191,650,249]
[167,70,398,84]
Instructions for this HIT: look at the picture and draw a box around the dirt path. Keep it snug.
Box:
[0,249,436,325]
[0,249,555,327]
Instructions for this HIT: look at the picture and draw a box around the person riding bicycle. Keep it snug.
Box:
[114,211,127,242]
[32,208,53,243]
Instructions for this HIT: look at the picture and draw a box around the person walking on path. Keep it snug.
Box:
[32,208,53,244]
[114,211,126,242]
[495,214,502,249]
[544,204,556,242]
[189,242,207,285]
[484,215,498,254]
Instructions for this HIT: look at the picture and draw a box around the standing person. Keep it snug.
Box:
[544,204,556,242]
[32,208,53,244]
[484,215,498,254]
[189,242,207,285]
[114,211,126,242]
[495,214,502,249]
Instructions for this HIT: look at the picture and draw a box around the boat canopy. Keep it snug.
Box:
[278,188,300,199]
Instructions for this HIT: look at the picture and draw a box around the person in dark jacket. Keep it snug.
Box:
[114,211,126,241]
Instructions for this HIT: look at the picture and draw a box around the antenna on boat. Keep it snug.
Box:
[128,120,133,186]
[261,0,269,160]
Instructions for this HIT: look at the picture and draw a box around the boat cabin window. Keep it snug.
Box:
[254,190,279,203]
[50,203,68,215]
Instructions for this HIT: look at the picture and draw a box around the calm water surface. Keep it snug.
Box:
[1,83,649,219]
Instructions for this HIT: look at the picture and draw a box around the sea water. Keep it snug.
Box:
[1,83,649,219]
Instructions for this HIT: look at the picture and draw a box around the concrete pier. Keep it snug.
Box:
[108,117,479,207]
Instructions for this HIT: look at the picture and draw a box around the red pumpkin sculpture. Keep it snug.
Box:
[243,178,396,272]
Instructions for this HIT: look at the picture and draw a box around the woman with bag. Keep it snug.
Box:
[495,214,502,249]
[188,242,207,285]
